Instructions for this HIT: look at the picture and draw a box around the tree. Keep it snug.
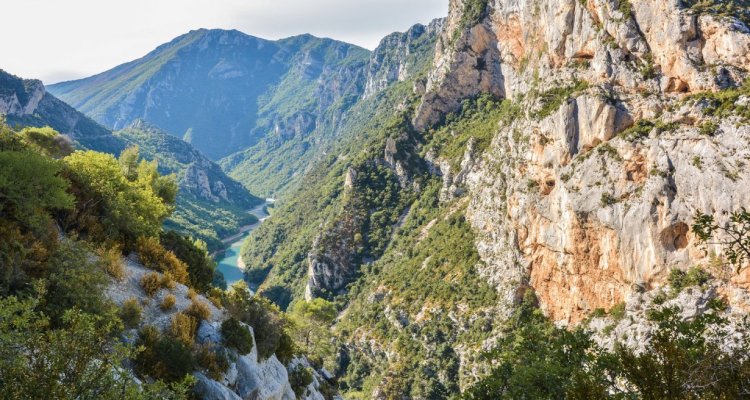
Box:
[0,150,73,231]
[119,145,140,181]
[614,304,750,398]
[62,151,175,247]
[462,292,611,400]
[463,292,750,399]
[693,209,750,271]
[288,298,337,366]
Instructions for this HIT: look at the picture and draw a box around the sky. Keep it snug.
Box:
[2,0,447,84]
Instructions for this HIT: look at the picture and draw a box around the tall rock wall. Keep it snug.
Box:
[418,0,750,324]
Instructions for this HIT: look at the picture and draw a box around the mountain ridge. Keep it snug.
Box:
[49,29,371,161]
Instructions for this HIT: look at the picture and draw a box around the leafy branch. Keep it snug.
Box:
[692,208,750,272]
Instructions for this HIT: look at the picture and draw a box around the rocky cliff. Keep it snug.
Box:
[107,255,331,400]
[419,0,750,324]
[0,69,124,153]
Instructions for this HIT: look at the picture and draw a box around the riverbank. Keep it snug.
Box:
[215,199,273,286]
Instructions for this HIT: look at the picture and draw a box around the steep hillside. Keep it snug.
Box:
[236,0,750,397]
[0,69,124,153]
[116,120,262,251]
[237,20,444,308]
[219,35,371,196]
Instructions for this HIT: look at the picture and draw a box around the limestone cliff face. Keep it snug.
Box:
[364,19,445,98]
[418,0,750,324]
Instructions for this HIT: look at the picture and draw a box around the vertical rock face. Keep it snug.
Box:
[364,19,445,98]
[416,0,750,324]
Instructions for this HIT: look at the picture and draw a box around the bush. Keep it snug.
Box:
[225,284,286,361]
[161,294,176,311]
[186,300,212,321]
[62,150,175,248]
[136,236,189,284]
[161,273,176,289]
[196,345,229,380]
[120,298,142,329]
[699,121,719,136]
[160,231,216,292]
[609,302,626,321]
[169,312,198,346]
[668,267,712,292]
[221,318,254,355]
[98,246,125,281]
[141,272,164,297]
[135,326,196,383]
[289,365,314,397]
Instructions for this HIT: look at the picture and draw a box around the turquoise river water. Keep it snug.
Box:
[215,201,271,287]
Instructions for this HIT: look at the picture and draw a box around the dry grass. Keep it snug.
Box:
[161,294,177,311]
[140,272,163,297]
[120,298,142,328]
[99,246,125,281]
[169,311,198,346]
[186,299,212,321]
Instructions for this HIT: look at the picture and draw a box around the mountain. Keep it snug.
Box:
[0,69,124,153]
[220,22,443,196]
[115,120,262,250]
[49,30,371,196]
[235,0,750,396]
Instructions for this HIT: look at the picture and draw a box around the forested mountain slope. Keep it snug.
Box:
[116,120,262,251]
[49,30,371,196]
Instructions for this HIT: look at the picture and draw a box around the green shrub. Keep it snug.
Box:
[221,317,254,355]
[225,286,286,360]
[668,267,712,292]
[535,80,589,119]
[62,150,175,248]
[609,302,626,321]
[160,231,216,293]
[42,239,111,326]
[135,326,196,383]
[120,298,142,329]
[699,121,719,136]
[289,365,314,397]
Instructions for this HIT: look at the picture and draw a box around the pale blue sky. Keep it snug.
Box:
[2,0,447,84]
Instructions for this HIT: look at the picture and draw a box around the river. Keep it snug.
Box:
[215,200,273,287]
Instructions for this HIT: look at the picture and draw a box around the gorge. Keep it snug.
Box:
[1,0,750,399]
